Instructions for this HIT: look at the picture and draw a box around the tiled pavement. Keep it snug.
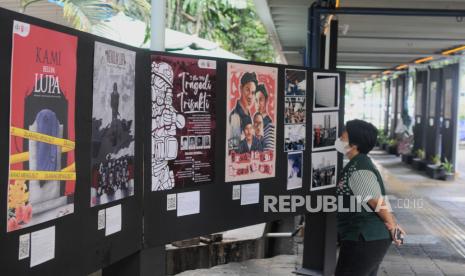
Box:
[179,151,465,275]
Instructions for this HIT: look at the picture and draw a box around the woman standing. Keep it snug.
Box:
[335,119,405,276]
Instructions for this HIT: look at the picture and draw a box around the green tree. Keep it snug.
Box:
[166,0,276,62]
[20,0,114,31]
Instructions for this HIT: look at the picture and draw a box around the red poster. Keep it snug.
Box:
[225,62,277,182]
[7,21,77,232]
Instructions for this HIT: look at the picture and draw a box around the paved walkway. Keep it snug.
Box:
[179,150,465,276]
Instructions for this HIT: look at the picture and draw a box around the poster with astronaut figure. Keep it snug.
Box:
[90,42,136,207]
[151,55,216,191]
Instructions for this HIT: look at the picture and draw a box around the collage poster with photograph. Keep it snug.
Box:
[287,152,303,190]
[7,21,77,232]
[226,62,277,182]
[312,112,338,151]
[284,69,306,153]
[90,42,136,207]
[311,151,338,191]
[151,55,216,190]
[313,72,339,111]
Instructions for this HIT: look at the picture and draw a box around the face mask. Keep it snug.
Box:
[335,138,350,154]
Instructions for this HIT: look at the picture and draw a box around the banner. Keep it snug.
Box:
[7,21,77,232]
[151,55,216,190]
[226,62,277,182]
[90,42,136,206]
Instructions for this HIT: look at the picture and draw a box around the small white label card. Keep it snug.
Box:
[167,194,177,211]
[30,226,55,267]
[105,204,122,236]
[18,233,30,260]
[232,185,241,200]
[97,209,106,230]
[240,183,260,205]
[177,191,200,217]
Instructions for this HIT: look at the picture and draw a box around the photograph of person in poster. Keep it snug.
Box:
[285,69,306,96]
[226,63,277,182]
[287,152,303,190]
[151,55,216,191]
[90,42,136,206]
[7,21,77,232]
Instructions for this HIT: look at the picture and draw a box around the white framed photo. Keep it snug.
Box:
[313,72,340,111]
[312,112,338,152]
[311,151,337,191]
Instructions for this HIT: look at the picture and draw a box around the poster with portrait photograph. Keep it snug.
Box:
[284,97,306,124]
[287,152,303,190]
[285,69,306,96]
[313,72,339,111]
[151,55,216,190]
[225,62,277,182]
[312,112,338,151]
[311,151,337,191]
[7,21,77,232]
[284,124,305,152]
[90,42,136,206]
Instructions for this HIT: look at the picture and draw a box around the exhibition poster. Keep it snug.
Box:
[284,69,307,152]
[226,62,277,182]
[311,151,338,191]
[90,42,136,206]
[151,55,216,190]
[7,21,77,232]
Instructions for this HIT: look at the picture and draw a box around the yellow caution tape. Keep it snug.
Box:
[10,152,29,164]
[10,146,74,165]
[9,170,76,181]
[61,163,75,172]
[10,127,75,150]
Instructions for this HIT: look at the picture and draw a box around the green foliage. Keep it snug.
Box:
[441,158,454,173]
[431,154,441,165]
[22,0,115,31]
[165,0,276,62]
[416,148,425,160]
[377,130,387,145]
[388,139,397,146]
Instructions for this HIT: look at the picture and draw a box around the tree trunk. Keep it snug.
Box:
[174,0,182,30]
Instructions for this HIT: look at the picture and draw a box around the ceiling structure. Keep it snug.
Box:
[3,1,465,82]
[254,0,465,82]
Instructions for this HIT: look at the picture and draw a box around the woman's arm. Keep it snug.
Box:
[368,198,405,245]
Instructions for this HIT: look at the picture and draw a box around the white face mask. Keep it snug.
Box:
[335,138,350,155]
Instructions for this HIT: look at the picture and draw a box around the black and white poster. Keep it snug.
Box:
[311,151,337,191]
[312,112,338,151]
[313,73,339,111]
[90,42,136,207]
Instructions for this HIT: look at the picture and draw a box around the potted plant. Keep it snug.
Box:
[412,149,427,170]
[426,154,443,179]
[377,131,388,151]
[387,139,398,155]
[440,159,455,181]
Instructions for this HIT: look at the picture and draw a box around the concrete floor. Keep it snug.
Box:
[179,150,465,276]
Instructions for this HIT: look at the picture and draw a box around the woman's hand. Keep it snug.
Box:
[387,224,406,245]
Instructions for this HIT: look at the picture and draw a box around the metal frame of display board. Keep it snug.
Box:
[425,68,443,161]
[413,70,429,152]
[440,63,460,167]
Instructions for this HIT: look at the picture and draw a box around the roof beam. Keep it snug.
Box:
[319,7,465,17]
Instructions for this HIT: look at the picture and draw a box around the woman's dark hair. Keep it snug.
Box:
[345,119,378,154]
